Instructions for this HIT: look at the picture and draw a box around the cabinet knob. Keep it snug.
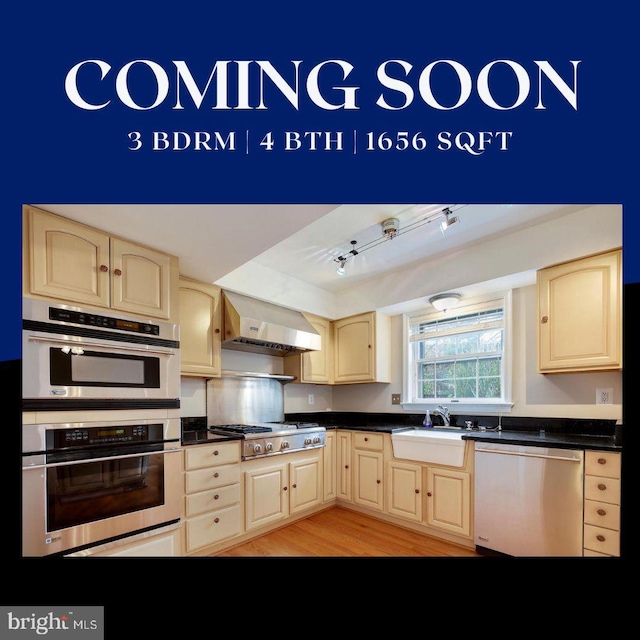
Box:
[376,479,381,484]
[364,437,369,441]
[597,483,607,491]
[596,534,606,542]
[541,316,548,323]
[415,489,420,494]
[214,518,220,524]
[597,458,607,465]
[213,494,219,500]
[213,472,219,478]
[113,268,122,276]
[292,484,297,489]
[344,465,349,469]
[213,450,219,455]
[427,492,432,497]
[99,264,108,272]
[215,328,220,333]
[283,486,288,491]
[597,508,606,516]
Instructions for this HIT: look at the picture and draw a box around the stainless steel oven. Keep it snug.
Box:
[22,417,182,557]
[22,298,180,411]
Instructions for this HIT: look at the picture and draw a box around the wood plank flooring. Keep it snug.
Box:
[214,506,482,557]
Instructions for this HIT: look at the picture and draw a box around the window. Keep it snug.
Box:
[403,293,513,413]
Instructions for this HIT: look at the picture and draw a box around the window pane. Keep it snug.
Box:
[455,359,476,377]
[456,378,477,398]
[479,357,501,376]
[436,380,455,398]
[479,377,501,397]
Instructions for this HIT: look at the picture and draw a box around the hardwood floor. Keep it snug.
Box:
[214,506,482,557]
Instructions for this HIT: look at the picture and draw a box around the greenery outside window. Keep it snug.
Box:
[402,293,513,414]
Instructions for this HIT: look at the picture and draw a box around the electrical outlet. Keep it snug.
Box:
[308,394,314,405]
[596,388,613,405]
[391,394,401,405]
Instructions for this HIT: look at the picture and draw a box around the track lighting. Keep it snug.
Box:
[440,208,459,233]
[381,218,399,238]
[334,240,358,275]
[429,293,461,312]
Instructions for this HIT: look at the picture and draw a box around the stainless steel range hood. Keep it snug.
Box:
[221,291,321,356]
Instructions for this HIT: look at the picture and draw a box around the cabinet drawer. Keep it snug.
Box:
[583,523,620,557]
[584,475,621,505]
[185,484,241,518]
[184,442,240,470]
[584,499,620,531]
[185,504,242,552]
[353,432,384,451]
[585,451,621,478]
[185,463,240,494]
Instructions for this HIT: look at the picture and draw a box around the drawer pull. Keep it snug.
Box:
[597,458,607,465]
[213,472,219,478]
[415,489,420,494]
[214,494,220,500]
[427,492,432,497]
[597,508,607,516]
[213,450,219,456]
[596,534,606,542]
[214,518,220,524]
[364,437,369,442]
[597,483,607,491]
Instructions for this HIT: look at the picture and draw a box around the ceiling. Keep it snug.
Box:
[35,202,585,303]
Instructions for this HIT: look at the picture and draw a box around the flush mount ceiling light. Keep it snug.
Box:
[439,207,459,233]
[429,293,461,312]
[332,205,465,276]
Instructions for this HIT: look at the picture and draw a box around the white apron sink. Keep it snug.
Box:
[391,429,466,467]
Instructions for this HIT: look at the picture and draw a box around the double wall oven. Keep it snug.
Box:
[22,298,182,557]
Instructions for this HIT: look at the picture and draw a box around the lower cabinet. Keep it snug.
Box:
[244,451,323,531]
[425,467,471,537]
[323,430,337,502]
[336,431,352,501]
[352,433,385,512]
[82,527,183,557]
[183,442,242,554]
[583,450,621,557]
[386,460,423,523]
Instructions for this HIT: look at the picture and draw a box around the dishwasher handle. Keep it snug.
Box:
[475,446,582,463]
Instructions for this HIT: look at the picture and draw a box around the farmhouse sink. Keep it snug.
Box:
[391,429,466,467]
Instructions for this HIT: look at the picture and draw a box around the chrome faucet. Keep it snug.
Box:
[434,405,451,427]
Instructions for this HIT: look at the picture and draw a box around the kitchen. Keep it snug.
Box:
[20,202,625,558]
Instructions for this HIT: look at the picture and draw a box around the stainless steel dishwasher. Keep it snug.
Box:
[474,442,584,556]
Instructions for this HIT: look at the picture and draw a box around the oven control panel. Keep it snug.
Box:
[48,423,164,449]
[49,307,160,335]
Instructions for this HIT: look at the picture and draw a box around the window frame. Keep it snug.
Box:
[401,291,514,414]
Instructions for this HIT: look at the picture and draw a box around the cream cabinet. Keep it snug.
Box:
[333,311,391,384]
[336,430,353,501]
[183,442,242,553]
[244,451,323,531]
[583,450,621,557]
[352,432,385,511]
[283,313,333,384]
[178,278,222,378]
[537,249,622,373]
[386,460,423,523]
[425,467,471,537]
[24,205,178,321]
[88,527,183,557]
[323,431,337,502]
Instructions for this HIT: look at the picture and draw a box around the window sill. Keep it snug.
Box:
[400,401,514,414]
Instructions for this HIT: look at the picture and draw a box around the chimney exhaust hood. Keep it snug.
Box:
[221,290,322,356]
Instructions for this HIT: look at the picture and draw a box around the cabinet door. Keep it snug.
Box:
[353,448,384,511]
[337,431,352,501]
[301,315,333,383]
[110,237,172,319]
[290,455,322,514]
[179,278,222,377]
[426,467,471,537]
[334,313,375,383]
[245,463,289,531]
[538,250,621,372]
[386,461,423,523]
[323,431,337,502]
[26,206,111,307]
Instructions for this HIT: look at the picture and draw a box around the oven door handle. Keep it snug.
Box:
[26,334,177,357]
[23,447,182,470]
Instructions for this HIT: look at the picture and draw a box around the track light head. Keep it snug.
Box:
[440,208,459,233]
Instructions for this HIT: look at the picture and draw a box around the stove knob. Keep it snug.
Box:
[304,437,312,445]
[280,440,290,450]
[265,442,274,452]
[253,443,262,454]
[313,436,321,444]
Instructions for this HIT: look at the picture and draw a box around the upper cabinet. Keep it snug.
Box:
[537,249,622,373]
[333,311,391,384]
[23,205,179,321]
[178,278,222,378]
[283,313,333,384]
